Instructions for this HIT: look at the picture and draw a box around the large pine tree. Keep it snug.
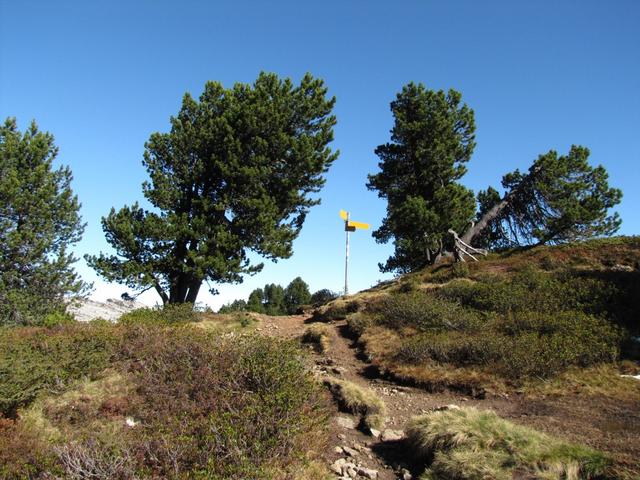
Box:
[367,83,476,273]
[88,73,338,304]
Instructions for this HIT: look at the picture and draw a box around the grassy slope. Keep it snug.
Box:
[317,236,640,477]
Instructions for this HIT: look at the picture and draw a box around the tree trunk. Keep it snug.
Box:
[185,281,201,304]
[461,196,509,245]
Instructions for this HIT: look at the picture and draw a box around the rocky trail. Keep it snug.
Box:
[257,314,494,480]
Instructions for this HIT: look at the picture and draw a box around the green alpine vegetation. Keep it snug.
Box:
[88,72,338,305]
[0,319,328,479]
[0,118,86,326]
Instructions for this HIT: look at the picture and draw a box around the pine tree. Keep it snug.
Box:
[0,118,86,325]
[283,277,311,314]
[465,146,622,248]
[367,83,476,273]
[87,73,338,304]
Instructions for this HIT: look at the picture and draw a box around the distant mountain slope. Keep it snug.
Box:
[69,298,146,322]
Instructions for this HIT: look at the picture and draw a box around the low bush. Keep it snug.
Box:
[0,324,118,417]
[346,312,374,336]
[0,416,63,478]
[312,299,359,322]
[118,303,200,325]
[323,378,386,431]
[376,293,480,332]
[407,407,612,480]
[118,327,328,478]
[395,311,620,379]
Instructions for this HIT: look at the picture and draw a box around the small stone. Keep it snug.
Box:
[358,467,378,479]
[334,446,344,454]
[124,417,138,427]
[329,462,343,475]
[335,416,356,429]
[380,429,404,442]
[338,433,347,440]
[346,467,358,478]
[401,468,413,480]
[368,427,381,438]
[342,446,358,457]
[334,458,347,466]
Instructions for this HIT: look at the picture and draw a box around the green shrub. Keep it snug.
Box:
[346,312,374,336]
[377,293,480,331]
[451,262,470,278]
[118,303,200,326]
[407,407,612,480]
[0,325,118,417]
[395,310,620,379]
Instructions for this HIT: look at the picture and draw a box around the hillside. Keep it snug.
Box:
[1,237,639,479]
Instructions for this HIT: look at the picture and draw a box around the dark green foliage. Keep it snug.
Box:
[218,298,248,313]
[87,73,338,305]
[0,118,86,326]
[0,325,117,416]
[284,276,311,313]
[247,287,266,313]
[367,83,477,273]
[475,146,622,249]
[310,288,338,305]
[263,283,286,315]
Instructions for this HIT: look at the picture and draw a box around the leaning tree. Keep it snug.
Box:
[88,73,338,304]
[458,145,622,253]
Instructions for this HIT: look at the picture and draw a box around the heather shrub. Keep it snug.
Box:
[118,302,199,325]
[0,416,62,479]
[0,324,117,416]
[119,326,328,478]
[395,310,620,379]
[376,293,480,331]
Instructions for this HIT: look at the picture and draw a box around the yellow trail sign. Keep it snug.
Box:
[348,220,370,230]
[339,209,348,220]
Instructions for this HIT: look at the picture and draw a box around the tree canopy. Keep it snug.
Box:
[367,83,477,273]
[87,72,338,304]
[283,276,311,314]
[0,118,86,325]
[466,146,622,248]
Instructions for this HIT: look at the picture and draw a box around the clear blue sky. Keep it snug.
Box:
[1,1,639,309]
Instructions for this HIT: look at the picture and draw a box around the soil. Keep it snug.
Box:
[256,313,640,479]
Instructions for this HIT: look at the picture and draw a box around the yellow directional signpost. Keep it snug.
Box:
[340,210,369,295]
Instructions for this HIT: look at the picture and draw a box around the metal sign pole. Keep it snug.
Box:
[344,212,350,295]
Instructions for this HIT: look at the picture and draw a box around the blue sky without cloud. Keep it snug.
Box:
[1,1,639,309]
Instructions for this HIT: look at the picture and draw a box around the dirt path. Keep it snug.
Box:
[257,314,498,479]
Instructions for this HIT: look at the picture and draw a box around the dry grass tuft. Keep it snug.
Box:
[407,407,612,480]
[323,378,386,431]
[302,324,333,352]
